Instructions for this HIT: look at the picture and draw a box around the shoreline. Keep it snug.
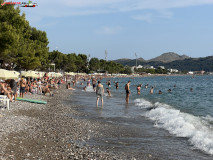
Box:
[0,85,143,159]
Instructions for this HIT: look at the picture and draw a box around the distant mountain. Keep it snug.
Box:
[149,52,190,63]
[113,53,213,71]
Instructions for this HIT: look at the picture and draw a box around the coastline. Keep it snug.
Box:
[0,85,158,159]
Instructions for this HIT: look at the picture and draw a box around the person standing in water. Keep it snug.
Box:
[106,88,111,97]
[115,82,119,89]
[137,85,141,95]
[125,81,131,104]
[107,80,111,87]
[96,81,104,106]
[150,86,154,94]
[92,78,97,91]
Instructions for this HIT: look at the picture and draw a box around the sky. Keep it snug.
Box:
[15,0,213,60]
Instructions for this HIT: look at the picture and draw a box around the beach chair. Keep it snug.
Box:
[0,95,10,110]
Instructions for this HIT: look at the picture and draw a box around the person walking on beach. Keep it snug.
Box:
[125,81,131,104]
[96,81,104,106]
[9,79,17,101]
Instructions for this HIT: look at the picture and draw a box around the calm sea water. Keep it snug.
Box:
[71,75,213,159]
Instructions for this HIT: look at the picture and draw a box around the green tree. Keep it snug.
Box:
[75,54,87,72]
[64,53,77,72]
[123,66,132,74]
[48,50,65,70]
[89,58,100,71]
[0,3,49,70]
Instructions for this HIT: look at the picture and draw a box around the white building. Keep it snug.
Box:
[169,69,179,73]
[159,66,165,69]
[131,65,144,72]
[188,71,194,75]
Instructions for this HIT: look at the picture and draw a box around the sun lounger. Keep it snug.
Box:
[0,95,10,110]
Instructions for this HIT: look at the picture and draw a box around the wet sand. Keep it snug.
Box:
[0,85,160,160]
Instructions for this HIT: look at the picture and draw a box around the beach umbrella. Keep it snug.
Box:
[55,73,63,77]
[0,69,19,80]
[11,71,20,78]
[37,72,45,78]
[24,71,39,78]
[21,71,27,76]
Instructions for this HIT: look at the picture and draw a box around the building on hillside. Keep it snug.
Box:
[159,66,165,69]
[143,65,154,69]
[168,69,179,73]
[137,65,143,69]
[131,65,144,72]
[188,71,194,75]
[194,71,205,75]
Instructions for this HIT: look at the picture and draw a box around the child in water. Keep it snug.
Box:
[106,88,111,97]
[137,85,141,95]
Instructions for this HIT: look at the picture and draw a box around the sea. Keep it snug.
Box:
[70,75,213,160]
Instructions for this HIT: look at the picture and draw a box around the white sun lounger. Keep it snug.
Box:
[0,95,10,110]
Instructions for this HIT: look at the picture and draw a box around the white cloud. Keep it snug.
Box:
[132,14,153,22]
[131,10,174,22]
[96,26,122,35]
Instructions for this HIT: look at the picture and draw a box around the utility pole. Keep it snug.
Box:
[87,54,90,68]
[104,50,108,74]
[135,52,137,67]
[105,50,108,61]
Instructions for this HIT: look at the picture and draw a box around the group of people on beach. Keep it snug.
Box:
[0,73,62,102]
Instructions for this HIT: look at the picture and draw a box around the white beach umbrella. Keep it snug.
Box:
[0,69,19,80]
[24,71,39,78]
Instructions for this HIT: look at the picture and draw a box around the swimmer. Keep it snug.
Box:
[168,89,172,92]
[190,88,193,92]
[115,82,119,89]
[83,86,86,91]
[137,85,141,95]
[67,83,75,90]
[107,80,111,87]
[159,90,162,94]
[174,84,176,88]
[150,86,154,94]
[145,84,148,89]
[106,88,111,97]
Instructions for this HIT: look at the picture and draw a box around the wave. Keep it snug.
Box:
[134,98,213,155]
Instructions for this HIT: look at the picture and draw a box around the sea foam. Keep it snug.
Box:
[135,98,213,155]
[85,86,95,92]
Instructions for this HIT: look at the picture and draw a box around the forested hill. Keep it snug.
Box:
[149,52,190,63]
[114,56,213,72]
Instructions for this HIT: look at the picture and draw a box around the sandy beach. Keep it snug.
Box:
[0,84,161,160]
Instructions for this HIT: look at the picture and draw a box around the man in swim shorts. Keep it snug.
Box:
[19,78,26,98]
[125,81,131,104]
[96,81,104,106]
